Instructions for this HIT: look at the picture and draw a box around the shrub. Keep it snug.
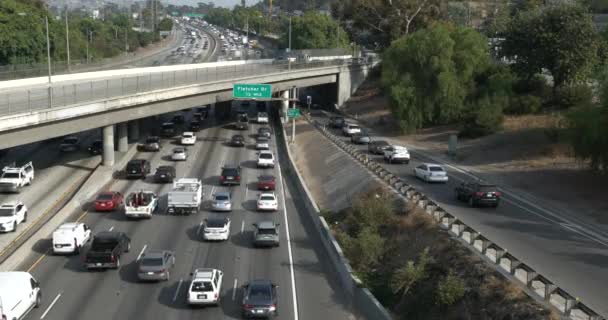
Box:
[513,75,550,97]
[506,94,542,114]
[436,271,466,307]
[459,96,505,138]
[553,85,593,109]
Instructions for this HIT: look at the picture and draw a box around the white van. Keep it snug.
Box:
[52,222,91,254]
[0,272,41,320]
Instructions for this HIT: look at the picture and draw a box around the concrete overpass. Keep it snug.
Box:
[0,59,376,164]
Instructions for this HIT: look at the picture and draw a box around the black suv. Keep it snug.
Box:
[154,166,176,183]
[235,113,249,130]
[161,122,176,137]
[125,159,151,179]
[189,120,201,132]
[329,116,345,128]
[220,165,241,186]
[241,279,278,318]
[455,182,501,208]
[230,135,245,147]
[88,140,103,155]
[368,140,389,154]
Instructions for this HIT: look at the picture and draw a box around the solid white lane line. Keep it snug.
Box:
[197,221,204,236]
[277,161,299,320]
[232,278,238,301]
[173,279,184,302]
[136,245,148,261]
[108,226,114,232]
[40,292,62,319]
[210,186,216,199]
[241,220,245,233]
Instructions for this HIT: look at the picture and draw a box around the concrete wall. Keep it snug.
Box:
[336,63,376,108]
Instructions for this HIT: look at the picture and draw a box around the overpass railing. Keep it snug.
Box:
[0,59,362,118]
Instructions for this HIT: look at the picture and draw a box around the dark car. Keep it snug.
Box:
[189,120,201,132]
[84,231,131,270]
[193,113,203,122]
[125,159,151,179]
[235,113,249,130]
[59,136,80,152]
[368,140,390,154]
[242,279,278,318]
[220,165,241,186]
[139,136,161,152]
[137,250,175,281]
[258,127,271,138]
[329,116,345,128]
[161,122,176,137]
[257,175,276,191]
[455,182,501,208]
[172,114,185,124]
[154,166,176,183]
[351,132,371,144]
[231,134,245,147]
[88,140,103,155]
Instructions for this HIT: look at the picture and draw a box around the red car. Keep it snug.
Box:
[257,175,276,191]
[94,191,123,212]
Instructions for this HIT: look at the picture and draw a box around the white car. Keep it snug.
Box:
[0,202,27,232]
[383,145,410,164]
[342,123,361,136]
[256,137,270,150]
[211,192,232,212]
[257,112,269,124]
[202,217,231,241]
[187,268,223,306]
[181,132,196,145]
[52,222,91,254]
[171,147,188,161]
[257,151,275,168]
[414,163,449,183]
[256,192,278,211]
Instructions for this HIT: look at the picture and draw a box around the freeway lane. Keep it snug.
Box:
[20,107,357,320]
[313,112,608,317]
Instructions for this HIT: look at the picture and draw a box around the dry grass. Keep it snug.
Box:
[502,114,563,131]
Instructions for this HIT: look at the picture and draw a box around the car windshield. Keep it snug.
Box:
[258,228,276,235]
[127,164,141,170]
[249,285,271,300]
[141,257,163,266]
[64,138,78,144]
[1,172,19,179]
[479,185,497,192]
[223,169,238,176]
[0,208,14,217]
[260,195,275,201]
[183,134,193,138]
[259,154,273,159]
[257,137,268,142]
[191,281,213,292]
[259,176,274,182]
[207,219,226,228]
[97,194,114,201]
[174,149,185,153]
[429,166,444,172]
[215,195,229,201]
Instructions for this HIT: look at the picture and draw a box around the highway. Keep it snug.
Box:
[312,111,608,317]
[18,107,356,320]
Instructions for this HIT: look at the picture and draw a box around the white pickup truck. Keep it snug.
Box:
[0,162,34,193]
[125,191,158,219]
[167,178,203,215]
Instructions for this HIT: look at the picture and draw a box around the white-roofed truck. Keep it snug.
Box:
[125,191,158,219]
[0,162,34,193]
[0,271,41,320]
[167,178,203,215]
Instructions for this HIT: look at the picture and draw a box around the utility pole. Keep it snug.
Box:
[288,16,292,70]
[45,16,53,108]
[65,3,71,73]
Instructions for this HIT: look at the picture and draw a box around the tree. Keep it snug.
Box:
[435,270,465,307]
[502,4,600,93]
[391,248,430,297]
[280,11,349,49]
[158,18,173,31]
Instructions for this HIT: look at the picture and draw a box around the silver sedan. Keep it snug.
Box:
[211,192,232,212]
[137,250,175,281]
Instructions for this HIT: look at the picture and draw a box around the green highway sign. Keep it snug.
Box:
[287,108,301,118]
[233,83,272,99]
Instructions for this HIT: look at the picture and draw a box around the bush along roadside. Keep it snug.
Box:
[325,187,558,320]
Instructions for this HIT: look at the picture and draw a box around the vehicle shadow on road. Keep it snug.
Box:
[220,287,242,318]
[239,160,258,170]
[157,280,190,310]
[62,252,91,273]
[240,200,258,212]
[230,230,253,249]
[186,225,202,242]
[201,175,220,187]
[31,238,51,254]
[118,259,143,284]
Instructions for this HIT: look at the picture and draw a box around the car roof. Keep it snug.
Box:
[248,279,273,286]
[214,191,231,198]
[95,231,122,239]
[58,222,81,230]
[259,175,275,180]
[423,163,443,168]
[142,250,167,259]
[0,202,18,208]
[129,159,146,164]
[259,150,273,155]
[207,217,229,225]
[193,268,217,280]
[259,192,276,197]
[182,132,194,135]
[256,221,277,229]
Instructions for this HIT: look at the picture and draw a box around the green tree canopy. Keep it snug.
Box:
[158,18,174,31]
[280,11,349,50]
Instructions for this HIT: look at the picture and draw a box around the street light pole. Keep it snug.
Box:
[45,16,53,108]
[288,16,292,71]
[65,4,71,73]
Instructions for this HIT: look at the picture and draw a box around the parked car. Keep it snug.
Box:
[202,217,231,241]
[220,165,241,186]
[87,140,103,155]
[383,145,410,164]
[257,151,275,168]
[257,112,269,124]
[241,279,278,318]
[0,272,41,320]
[252,221,280,247]
[256,192,278,211]
[230,134,245,147]
[211,192,232,212]
[59,136,80,152]
[84,231,131,270]
[125,159,151,179]
[368,140,389,155]
[52,222,91,254]
[258,127,271,138]
[181,132,196,145]
[342,123,361,137]
[256,136,270,150]
[0,202,27,233]
[351,132,371,144]
[455,182,501,207]
[139,136,161,151]
[171,147,188,161]
[187,268,224,306]
[161,122,176,137]
[94,191,123,212]
[329,116,345,128]
[137,250,175,282]
[257,175,276,191]
[154,166,176,183]
[413,163,448,183]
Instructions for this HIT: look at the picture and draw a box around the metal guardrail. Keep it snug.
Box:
[308,115,605,320]
[0,59,361,118]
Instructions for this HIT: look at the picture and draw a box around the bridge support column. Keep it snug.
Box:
[281,90,289,123]
[128,120,140,142]
[117,123,128,152]
[102,125,115,167]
